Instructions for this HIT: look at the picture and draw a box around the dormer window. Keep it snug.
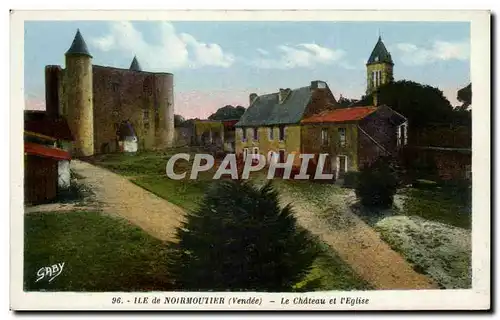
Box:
[317,81,327,89]
[375,56,379,62]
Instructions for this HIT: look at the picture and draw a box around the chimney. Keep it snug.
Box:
[310,80,327,90]
[279,88,290,104]
[249,93,258,106]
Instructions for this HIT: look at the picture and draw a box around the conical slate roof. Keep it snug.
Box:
[367,36,393,65]
[129,56,142,71]
[65,29,92,58]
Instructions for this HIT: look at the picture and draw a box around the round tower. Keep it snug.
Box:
[64,29,94,157]
[154,73,175,148]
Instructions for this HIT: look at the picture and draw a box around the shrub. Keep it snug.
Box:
[355,158,398,208]
[167,180,319,292]
[343,171,360,188]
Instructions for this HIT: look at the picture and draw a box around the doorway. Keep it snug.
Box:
[336,155,348,180]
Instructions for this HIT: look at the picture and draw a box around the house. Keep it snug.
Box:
[24,123,74,205]
[301,102,408,180]
[235,80,337,167]
[402,123,471,181]
[116,121,138,153]
[24,111,75,190]
[193,119,239,153]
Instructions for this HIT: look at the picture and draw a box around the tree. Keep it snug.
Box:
[174,114,186,127]
[208,105,246,120]
[355,80,455,128]
[167,180,319,292]
[457,83,472,108]
[355,157,399,209]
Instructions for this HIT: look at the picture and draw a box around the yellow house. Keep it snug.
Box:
[235,80,337,168]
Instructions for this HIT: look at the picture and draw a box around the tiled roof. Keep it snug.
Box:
[25,142,71,161]
[65,29,92,58]
[301,106,377,123]
[236,86,313,127]
[367,36,393,65]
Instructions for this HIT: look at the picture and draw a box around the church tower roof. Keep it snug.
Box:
[367,36,393,65]
[129,56,142,71]
[65,29,92,58]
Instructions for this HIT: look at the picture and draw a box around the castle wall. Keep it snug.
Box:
[44,65,62,118]
[92,65,158,154]
[65,55,94,157]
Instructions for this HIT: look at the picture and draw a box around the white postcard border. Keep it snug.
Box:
[10,9,491,311]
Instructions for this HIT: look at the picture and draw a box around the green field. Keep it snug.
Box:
[24,211,172,292]
[90,149,371,291]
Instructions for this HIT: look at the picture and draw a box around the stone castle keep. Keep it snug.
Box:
[45,29,175,157]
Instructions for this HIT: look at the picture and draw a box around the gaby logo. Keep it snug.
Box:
[36,262,65,283]
[166,153,334,180]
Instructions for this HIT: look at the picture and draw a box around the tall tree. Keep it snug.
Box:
[174,114,186,127]
[208,105,246,120]
[167,180,319,292]
[355,80,456,128]
[457,83,472,110]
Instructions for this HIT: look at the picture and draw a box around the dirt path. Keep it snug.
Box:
[70,160,185,242]
[277,187,439,290]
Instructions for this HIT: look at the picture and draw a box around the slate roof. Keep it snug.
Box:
[129,56,142,71]
[65,29,93,58]
[302,106,377,124]
[367,36,393,65]
[235,86,313,127]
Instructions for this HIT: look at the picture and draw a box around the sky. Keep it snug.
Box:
[24,20,470,119]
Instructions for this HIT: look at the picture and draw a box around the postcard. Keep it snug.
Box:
[10,9,491,311]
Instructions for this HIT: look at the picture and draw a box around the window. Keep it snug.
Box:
[397,123,408,146]
[268,127,274,140]
[279,126,285,141]
[253,128,258,141]
[143,109,150,129]
[242,128,247,141]
[338,128,346,147]
[321,128,329,145]
[243,148,249,160]
[253,147,259,154]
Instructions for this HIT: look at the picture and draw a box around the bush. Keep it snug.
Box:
[355,158,398,209]
[343,171,360,188]
[167,180,319,292]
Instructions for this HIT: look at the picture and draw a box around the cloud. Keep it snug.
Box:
[90,21,234,70]
[252,43,349,69]
[256,48,269,55]
[394,40,470,65]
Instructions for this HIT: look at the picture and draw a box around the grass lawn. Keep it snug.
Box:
[92,149,370,291]
[24,211,172,292]
[401,185,471,229]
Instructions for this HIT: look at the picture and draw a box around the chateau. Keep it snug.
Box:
[44,29,175,157]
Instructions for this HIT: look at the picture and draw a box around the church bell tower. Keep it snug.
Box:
[366,36,394,95]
